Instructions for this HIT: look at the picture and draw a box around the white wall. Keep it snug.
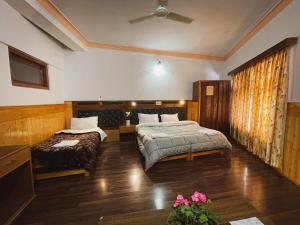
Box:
[64,48,228,101]
[0,1,65,106]
[226,0,300,102]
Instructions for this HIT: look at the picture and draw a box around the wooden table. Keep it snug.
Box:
[0,146,35,225]
[119,125,136,142]
[99,195,275,225]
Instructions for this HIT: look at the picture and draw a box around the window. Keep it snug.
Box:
[9,47,49,89]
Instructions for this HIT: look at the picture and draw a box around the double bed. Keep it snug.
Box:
[136,120,232,170]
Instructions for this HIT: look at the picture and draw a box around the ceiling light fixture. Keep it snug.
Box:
[153,60,164,76]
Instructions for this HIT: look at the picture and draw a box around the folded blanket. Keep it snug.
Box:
[148,133,169,139]
[53,140,79,147]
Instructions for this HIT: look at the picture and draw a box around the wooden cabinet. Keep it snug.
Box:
[193,80,231,135]
[0,146,35,225]
[119,125,136,142]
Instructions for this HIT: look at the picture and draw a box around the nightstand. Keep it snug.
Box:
[0,145,35,225]
[119,125,136,142]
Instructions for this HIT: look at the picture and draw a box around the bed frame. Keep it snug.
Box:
[32,144,102,180]
[158,149,226,163]
[33,164,90,181]
[158,153,191,162]
[190,149,225,160]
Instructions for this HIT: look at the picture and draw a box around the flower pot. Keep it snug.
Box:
[126,120,130,126]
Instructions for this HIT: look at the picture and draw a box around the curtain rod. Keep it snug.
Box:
[228,37,298,76]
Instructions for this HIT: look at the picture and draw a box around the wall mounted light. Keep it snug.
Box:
[179,100,185,105]
[153,60,164,76]
[131,101,137,107]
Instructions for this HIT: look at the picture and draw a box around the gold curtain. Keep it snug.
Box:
[230,48,288,167]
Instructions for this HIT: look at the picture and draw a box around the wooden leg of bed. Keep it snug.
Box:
[186,153,190,161]
[189,153,194,161]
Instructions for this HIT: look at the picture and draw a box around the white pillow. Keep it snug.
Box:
[138,113,159,124]
[71,116,98,130]
[161,113,179,122]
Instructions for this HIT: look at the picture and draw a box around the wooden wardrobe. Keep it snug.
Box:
[193,80,231,135]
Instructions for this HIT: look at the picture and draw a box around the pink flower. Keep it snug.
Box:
[183,199,189,206]
[199,193,207,203]
[191,195,199,202]
[191,191,207,203]
[173,194,189,208]
[176,194,184,201]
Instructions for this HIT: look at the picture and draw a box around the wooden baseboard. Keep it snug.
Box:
[34,168,90,180]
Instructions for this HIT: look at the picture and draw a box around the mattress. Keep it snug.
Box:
[31,128,105,171]
[136,121,232,170]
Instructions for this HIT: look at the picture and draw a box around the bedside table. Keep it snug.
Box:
[119,125,136,142]
[0,145,35,225]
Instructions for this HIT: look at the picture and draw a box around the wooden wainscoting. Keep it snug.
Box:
[186,100,199,122]
[281,103,300,186]
[0,102,71,146]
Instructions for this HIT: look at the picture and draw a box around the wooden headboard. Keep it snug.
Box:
[72,100,198,128]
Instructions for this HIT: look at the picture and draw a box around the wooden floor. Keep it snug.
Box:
[12,141,300,225]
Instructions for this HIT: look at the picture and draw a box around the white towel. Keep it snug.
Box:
[230,217,264,225]
[53,140,79,147]
[148,133,169,139]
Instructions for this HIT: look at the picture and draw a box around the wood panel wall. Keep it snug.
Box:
[186,101,199,122]
[281,103,300,186]
[0,102,71,146]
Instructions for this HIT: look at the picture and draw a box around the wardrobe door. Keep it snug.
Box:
[217,81,231,134]
[200,82,219,130]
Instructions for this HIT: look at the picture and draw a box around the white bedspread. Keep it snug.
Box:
[136,121,232,170]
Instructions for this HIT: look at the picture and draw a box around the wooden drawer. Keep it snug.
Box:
[103,129,120,142]
[119,125,136,134]
[0,148,30,177]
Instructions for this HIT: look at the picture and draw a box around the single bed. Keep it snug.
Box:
[136,121,232,170]
[31,127,106,180]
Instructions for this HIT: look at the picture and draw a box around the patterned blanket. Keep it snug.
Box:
[31,132,101,171]
[136,121,232,170]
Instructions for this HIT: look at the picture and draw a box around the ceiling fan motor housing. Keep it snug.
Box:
[155,5,169,17]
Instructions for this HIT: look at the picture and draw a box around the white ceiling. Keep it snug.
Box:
[51,0,280,56]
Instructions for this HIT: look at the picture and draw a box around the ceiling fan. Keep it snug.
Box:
[129,0,193,24]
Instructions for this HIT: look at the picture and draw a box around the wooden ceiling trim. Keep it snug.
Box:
[228,37,297,76]
[37,0,292,61]
[36,0,89,46]
[88,41,225,61]
[225,0,293,59]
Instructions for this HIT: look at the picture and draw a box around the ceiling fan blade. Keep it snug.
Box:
[166,12,193,24]
[129,13,156,24]
[158,0,168,7]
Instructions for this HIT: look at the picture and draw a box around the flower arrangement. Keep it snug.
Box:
[124,111,131,119]
[167,192,220,225]
[124,111,131,126]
